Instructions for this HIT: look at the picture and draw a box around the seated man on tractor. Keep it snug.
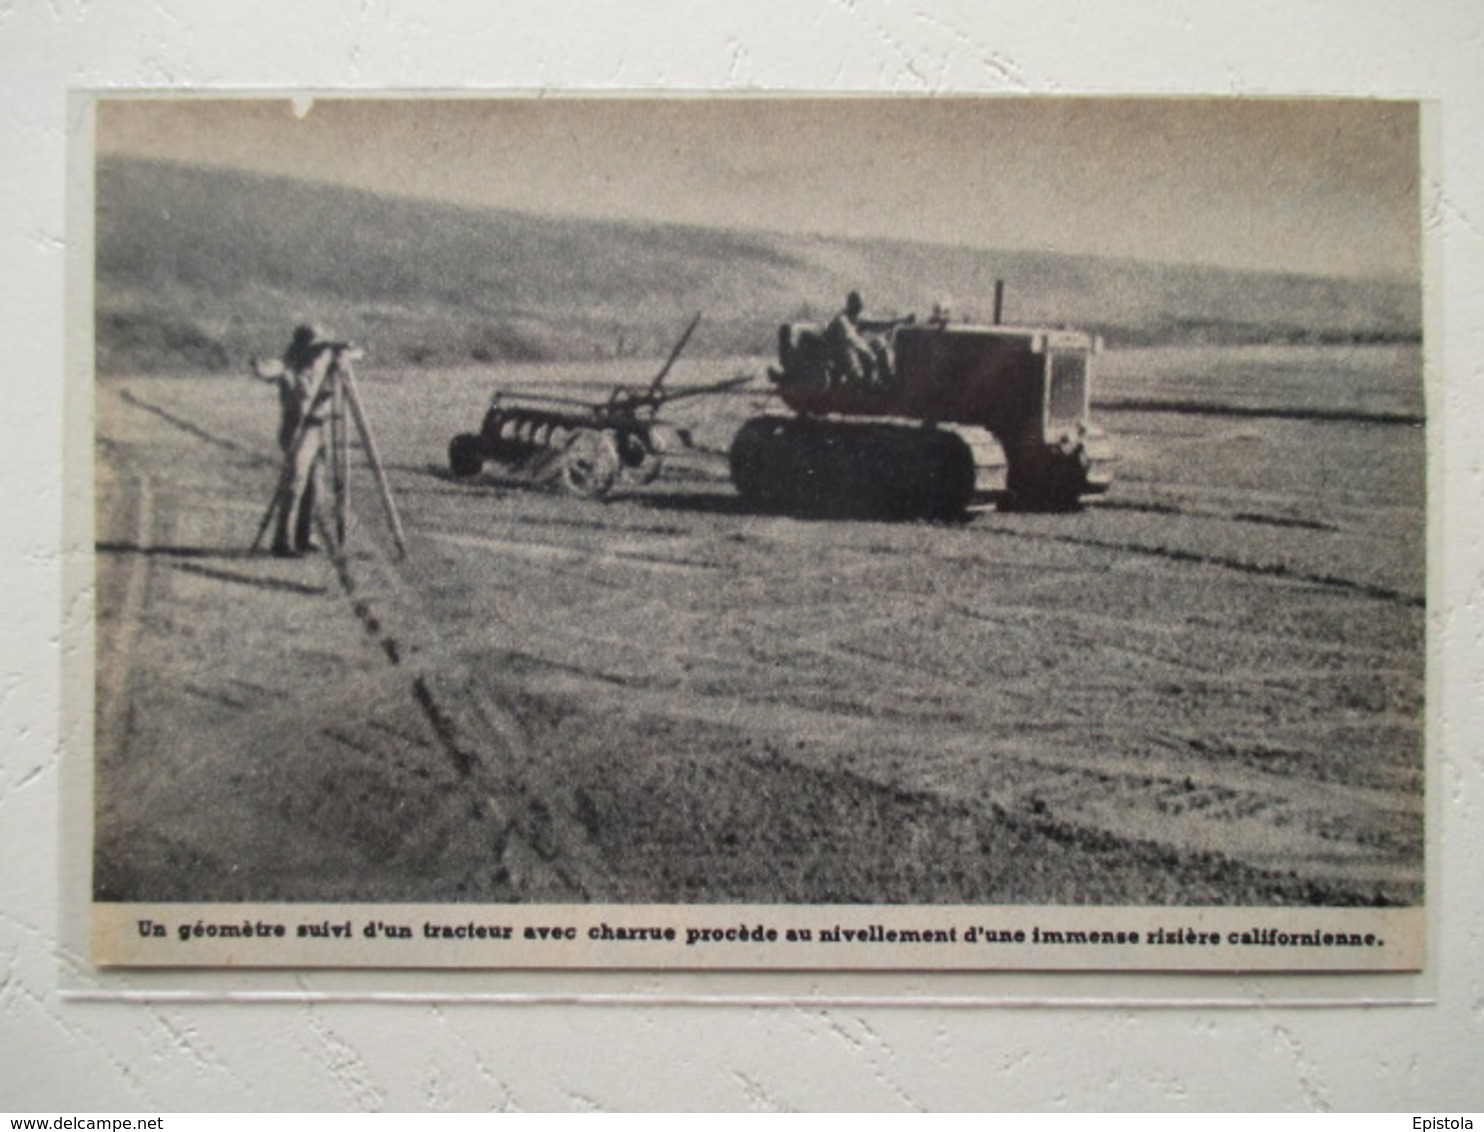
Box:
[824,291,905,390]
[773,292,909,391]
[824,291,877,387]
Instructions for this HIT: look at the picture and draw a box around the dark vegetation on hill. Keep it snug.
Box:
[96,158,1422,374]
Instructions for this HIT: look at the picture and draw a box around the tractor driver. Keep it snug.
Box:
[825,291,895,390]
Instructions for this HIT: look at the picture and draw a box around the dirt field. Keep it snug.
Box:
[93,344,1425,907]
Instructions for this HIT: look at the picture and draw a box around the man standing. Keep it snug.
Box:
[253,324,337,557]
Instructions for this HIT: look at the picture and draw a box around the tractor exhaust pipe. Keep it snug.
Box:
[993,279,1005,326]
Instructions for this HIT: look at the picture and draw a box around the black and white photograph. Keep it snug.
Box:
[87,95,1425,970]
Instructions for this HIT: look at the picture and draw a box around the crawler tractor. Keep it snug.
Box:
[730,306,1115,517]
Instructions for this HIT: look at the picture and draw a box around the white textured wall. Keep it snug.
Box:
[4,1,1481,1112]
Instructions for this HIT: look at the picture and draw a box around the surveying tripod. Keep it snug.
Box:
[252,345,407,559]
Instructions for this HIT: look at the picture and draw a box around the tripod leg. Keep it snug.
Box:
[341,363,408,558]
[250,485,282,552]
[331,370,348,549]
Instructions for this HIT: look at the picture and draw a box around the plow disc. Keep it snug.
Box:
[448,410,686,500]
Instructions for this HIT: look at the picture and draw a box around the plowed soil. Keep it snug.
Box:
[93,345,1425,906]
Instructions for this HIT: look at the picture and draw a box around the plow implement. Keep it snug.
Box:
[447,314,750,499]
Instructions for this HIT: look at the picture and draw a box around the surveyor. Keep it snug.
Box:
[252,324,339,557]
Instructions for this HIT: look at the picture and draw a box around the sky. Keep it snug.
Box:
[96,96,1421,280]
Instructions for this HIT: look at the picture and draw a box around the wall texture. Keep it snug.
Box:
[3,0,1481,1112]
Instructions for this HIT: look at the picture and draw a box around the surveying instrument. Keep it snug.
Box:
[252,340,407,559]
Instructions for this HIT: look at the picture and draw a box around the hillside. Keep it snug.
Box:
[94,158,1421,373]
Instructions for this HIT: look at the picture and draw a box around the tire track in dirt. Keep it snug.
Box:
[166,559,330,596]
[118,387,273,463]
[941,598,1413,667]
[324,540,614,899]
[539,708,1393,907]
[968,746,1421,896]
[979,524,1424,607]
[96,371,1425,906]
[94,469,153,767]
[98,380,617,901]
[453,587,1420,903]
[1095,397,1424,427]
[432,479,1421,902]
[1099,498,1342,532]
[421,528,723,576]
[114,381,703,885]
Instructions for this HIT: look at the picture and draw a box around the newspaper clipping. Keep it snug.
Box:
[85,96,1426,972]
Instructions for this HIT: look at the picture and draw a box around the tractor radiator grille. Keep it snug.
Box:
[1048,351,1088,427]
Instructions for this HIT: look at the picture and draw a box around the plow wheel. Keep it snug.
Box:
[617,429,664,485]
[557,429,621,499]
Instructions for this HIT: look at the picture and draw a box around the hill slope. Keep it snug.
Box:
[95,158,1421,373]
